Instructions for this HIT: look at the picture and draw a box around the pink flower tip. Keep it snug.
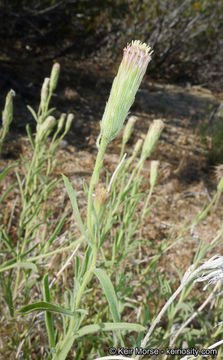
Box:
[123,40,153,73]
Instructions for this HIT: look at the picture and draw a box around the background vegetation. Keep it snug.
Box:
[0,0,223,90]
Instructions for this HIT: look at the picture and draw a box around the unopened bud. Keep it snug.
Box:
[45,115,56,129]
[94,185,110,220]
[57,113,66,131]
[40,77,50,113]
[49,63,60,93]
[2,89,15,128]
[125,138,143,169]
[141,119,164,162]
[100,41,153,144]
[123,116,137,144]
[150,160,159,190]
[65,113,74,133]
[133,138,143,157]
[38,116,56,140]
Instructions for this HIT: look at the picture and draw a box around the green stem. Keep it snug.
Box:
[53,244,97,360]
[0,239,81,273]
[124,159,143,192]
[87,138,107,243]
[53,138,108,360]
[119,141,126,162]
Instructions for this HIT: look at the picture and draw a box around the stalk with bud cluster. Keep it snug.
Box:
[88,40,153,242]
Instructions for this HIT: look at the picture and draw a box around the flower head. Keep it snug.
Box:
[2,89,15,128]
[100,40,153,145]
[140,119,164,162]
[123,116,137,145]
[49,63,60,93]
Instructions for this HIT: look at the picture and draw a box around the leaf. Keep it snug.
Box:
[73,322,146,339]
[16,261,38,272]
[0,163,20,182]
[27,105,38,122]
[43,275,55,348]
[0,183,17,204]
[62,175,87,240]
[26,124,35,149]
[43,275,51,302]
[46,108,56,117]
[94,268,120,322]
[43,215,66,252]
[18,301,76,317]
[55,321,146,360]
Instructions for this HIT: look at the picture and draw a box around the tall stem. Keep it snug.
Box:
[87,138,107,243]
[53,138,108,360]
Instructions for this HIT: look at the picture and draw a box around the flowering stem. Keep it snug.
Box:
[87,138,107,244]
[54,140,108,360]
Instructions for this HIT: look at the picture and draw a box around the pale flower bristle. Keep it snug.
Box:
[124,40,153,56]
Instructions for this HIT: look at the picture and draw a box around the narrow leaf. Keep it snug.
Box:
[43,215,66,252]
[0,183,17,204]
[16,261,38,272]
[43,275,55,348]
[94,268,120,322]
[27,105,38,122]
[73,322,146,339]
[0,163,19,182]
[18,301,75,317]
[62,175,87,239]
[26,124,35,149]
[55,322,146,360]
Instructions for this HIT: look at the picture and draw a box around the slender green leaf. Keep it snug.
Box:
[26,124,35,150]
[0,163,19,182]
[43,215,66,252]
[43,275,55,348]
[55,322,146,360]
[43,275,51,302]
[27,105,38,122]
[46,108,56,117]
[94,268,120,322]
[0,183,17,204]
[62,175,87,239]
[82,178,89,198]
[73,322,146,339]
[18,301,76,317]
[1,230,17,253]
[16,262,38,272]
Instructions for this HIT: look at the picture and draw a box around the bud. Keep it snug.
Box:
[49,63,60,93]
[123,116,137,144]
[125,139,143,169]
[45,115,56,129]
[100,41,153,145]
[133,138,143,157]
[150,160,159,190]
[140,119,164,162]
[38,115,56,141]
[93,185,110,221]
[40,77,50,113]
[65,113,74,133]
[2,89,15,128]
[57,113,66,132]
